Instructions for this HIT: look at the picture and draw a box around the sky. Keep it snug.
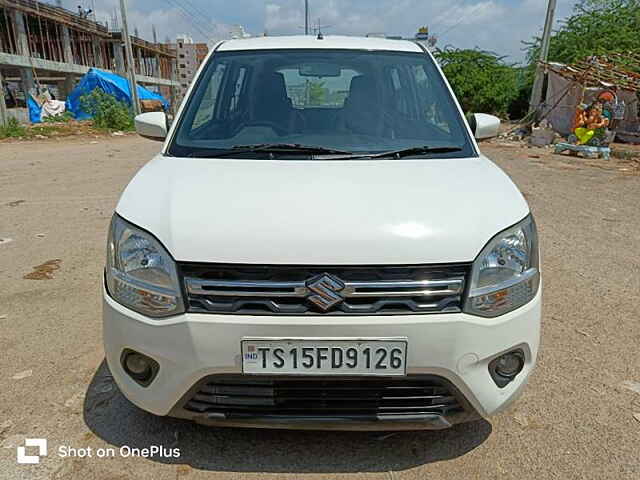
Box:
[59,0,578,63]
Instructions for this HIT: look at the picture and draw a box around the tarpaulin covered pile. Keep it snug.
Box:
[27,90,67,123]
[65,68,169,120]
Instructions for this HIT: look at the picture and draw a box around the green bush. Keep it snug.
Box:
[525,0,640,68]
[42,111,74,123]
[0,117,27,138]
[435,48,518,117]
[79,89,134,131]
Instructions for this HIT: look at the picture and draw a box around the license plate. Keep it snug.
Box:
[241,338,407,376]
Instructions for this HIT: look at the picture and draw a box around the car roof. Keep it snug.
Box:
[216,35,423,53]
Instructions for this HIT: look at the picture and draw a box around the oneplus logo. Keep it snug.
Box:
[17,438,47,464]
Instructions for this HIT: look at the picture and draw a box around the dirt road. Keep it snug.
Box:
[1,136,639,479]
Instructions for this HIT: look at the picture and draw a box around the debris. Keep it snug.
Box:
[514,413,529,427]
[1,434,25,449]
[96,382,113,394]
[35,233,46,238]
[0,420,13,436]
[7,200,26,207]
[555,142,611,160]
[12,369,33,380]
[634,413,640,423]
[0,238,13,246]
[498,126,530,143]
[575,328,590,337]
[23,259,62,280]
[529,155,541,159]
[111,131,124,136]
[64,391,85,409]
[85,376,117,414]
[34,134,47,139]
[620,380,640,395]
[177,465,192,476]
[376,432,402,441]
[0,314,7,319]
[530,121,556,147]
[90,141,98,144]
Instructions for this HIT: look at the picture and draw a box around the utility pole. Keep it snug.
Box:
[304,0,309,35]
[119,0,141,115]
[529,0,557,118]
[0,70,8,127]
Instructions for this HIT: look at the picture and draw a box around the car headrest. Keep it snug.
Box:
[347,76,378,105]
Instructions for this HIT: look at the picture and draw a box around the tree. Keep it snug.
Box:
[435,48,519,117]
[308,80,327,105]
[511,0,640,118]
[527,0,640,66]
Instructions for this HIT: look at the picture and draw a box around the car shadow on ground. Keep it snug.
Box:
[84,360,492,473]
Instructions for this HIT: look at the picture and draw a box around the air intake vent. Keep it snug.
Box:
[183,375,465,418]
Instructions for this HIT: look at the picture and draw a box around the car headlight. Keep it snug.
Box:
[464,215,540,317]
[105,215,184,317]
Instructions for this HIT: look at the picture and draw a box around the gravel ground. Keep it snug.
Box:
[0,136,639,480]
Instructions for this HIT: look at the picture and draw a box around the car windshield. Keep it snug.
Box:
[167,48,476,159]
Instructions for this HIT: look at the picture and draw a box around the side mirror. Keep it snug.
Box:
[469,113,501,140]
[135,112,167,141]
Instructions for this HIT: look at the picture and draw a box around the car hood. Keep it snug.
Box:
[116,155,529,264]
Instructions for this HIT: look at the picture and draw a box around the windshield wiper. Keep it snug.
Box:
[187,143,353,158]
[320,145,464,160]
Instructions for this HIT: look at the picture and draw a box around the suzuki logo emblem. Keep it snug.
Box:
[306,273,346,311]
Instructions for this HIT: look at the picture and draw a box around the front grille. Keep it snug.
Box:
[180,263,470,315]
[182,375,465,419]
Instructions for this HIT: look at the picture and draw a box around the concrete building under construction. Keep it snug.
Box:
[164,34,209,104]
[0,0,179,123]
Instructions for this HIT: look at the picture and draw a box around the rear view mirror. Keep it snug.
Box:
[469,113,501,140]
[135,112,167,141]
[299,63,341,77]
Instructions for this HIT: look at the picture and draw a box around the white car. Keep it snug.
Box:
[104,35,541,431]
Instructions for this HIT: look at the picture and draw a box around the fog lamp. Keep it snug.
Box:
[121,350,158,386]
[489,349,525,388]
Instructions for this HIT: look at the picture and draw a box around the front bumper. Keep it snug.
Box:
[103,288,541,430]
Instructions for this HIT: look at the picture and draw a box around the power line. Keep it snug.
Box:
[165,0,212,37]
[160,0,214,40]
[433,2,487,41]
[429,1,463,28]
[181,0,216,26]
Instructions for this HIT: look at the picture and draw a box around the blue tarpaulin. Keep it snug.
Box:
[65,68,169,120]
[27,96,42,123]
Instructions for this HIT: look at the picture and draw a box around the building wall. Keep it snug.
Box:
[167,37,209,104]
